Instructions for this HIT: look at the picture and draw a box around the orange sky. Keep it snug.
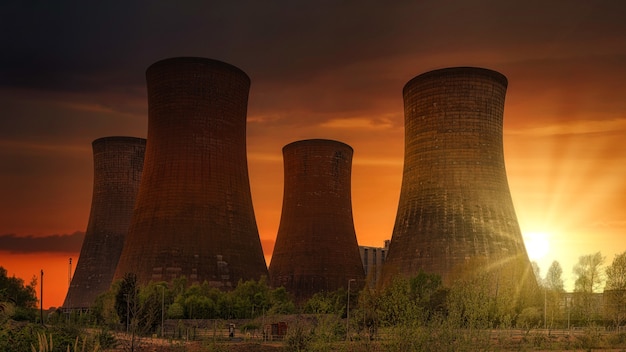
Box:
[1,2,625,308]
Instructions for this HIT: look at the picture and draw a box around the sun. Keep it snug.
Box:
[523,232,550,261]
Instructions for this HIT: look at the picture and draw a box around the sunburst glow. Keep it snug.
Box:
[523,232,550,261]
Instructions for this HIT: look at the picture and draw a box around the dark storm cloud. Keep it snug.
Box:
[0,232,84,254]
[0,91,147,144]
[3,1,623,93]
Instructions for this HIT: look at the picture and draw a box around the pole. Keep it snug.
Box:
[567,296,571,332]
[346,279,355,341]
[40,269,44,325]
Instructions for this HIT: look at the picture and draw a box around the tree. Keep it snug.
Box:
[303,289,347,315]
[377,272,445,327]
[572,252,605,324]
[0,266,38,309]
[268,286,295,315]
[605,251,626,327]
[573,252,605,294]
[606,251,626,290]
[0,266,38,322]
[544,261,564,328]
[115,273,139,329]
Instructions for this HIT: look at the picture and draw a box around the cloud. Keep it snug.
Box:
[320,117,395,130]
[506,118,626,137]
[0,232,85,254]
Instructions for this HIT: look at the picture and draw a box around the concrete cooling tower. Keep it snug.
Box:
[63,136,145,309]
[114,57,268,287]
[383,67,534,286]
[269,139,365,301]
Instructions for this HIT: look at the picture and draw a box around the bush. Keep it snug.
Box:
[0,322,40,352]
[285,321,311,352]
[95,329,117,349]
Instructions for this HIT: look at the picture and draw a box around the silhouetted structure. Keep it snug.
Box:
[114,57,268,287]
[359,240,390,288]
[269,139,365,301]
[63,136,145,309]
[383,67,534,286]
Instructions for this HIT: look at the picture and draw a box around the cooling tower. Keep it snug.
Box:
[269,139,365,301]
[383,67,533,286]
[63,136,145,309]
[113,57,268,287]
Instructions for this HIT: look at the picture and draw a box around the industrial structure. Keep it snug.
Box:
[269,139,365,301]
[383,67,535,287]
[359,240,389,288]
[114,57,268,287]
[63,136,145,309]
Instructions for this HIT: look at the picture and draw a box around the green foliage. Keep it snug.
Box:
[167,302,185,319]
[0,322,99,352]
[572,252,606,325]
[90,290,118,328]
[229,278,270,319]
[114,272,139,326]
[517,306,542,331]
[284,320,312,352]
[137,282,167,332]
[0,266,38,311]
[303,289,347,315]
[543,261,565,328]
[607,251,626,290]
[12,305,37,321]
[447,276,492,330]
[574,252,605,294]
[605,251,626,327]
[268,286,296,315]
[353,283,379,339]
[377,272,445,327]
[30,329,101,352]
[94,329,116,349]
[310,314,345,347]
[101,275,296,330]
[0,321,41,351]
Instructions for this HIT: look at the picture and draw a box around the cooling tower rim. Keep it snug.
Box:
[146,57,250,84]
[282,138,353,153]
[92,136,147,147]
[403,66,508,94]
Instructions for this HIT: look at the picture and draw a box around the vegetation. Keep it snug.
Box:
[543,260,565,329]
[572,252,605,324]
[605,251,626,327]
[0,266,38,322]
[7,254,626,350]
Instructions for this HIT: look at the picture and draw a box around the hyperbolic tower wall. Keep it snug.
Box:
[114,57,268,287]
[383,67,533,285]
[269,139,365,301]
[64,136,145,309]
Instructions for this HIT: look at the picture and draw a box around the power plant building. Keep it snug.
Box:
[269,139,365,300]
[114,57,268,287]
[383,67,534,287]
[359,240,389,288]
[64,136,145,309]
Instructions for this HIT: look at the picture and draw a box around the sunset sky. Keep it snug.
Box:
[1,1,625,309]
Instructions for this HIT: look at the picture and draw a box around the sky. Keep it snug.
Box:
[1,1,625,309]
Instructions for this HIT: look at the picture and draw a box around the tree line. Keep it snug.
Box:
[536,250,626,328]
[3,250,626,350]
